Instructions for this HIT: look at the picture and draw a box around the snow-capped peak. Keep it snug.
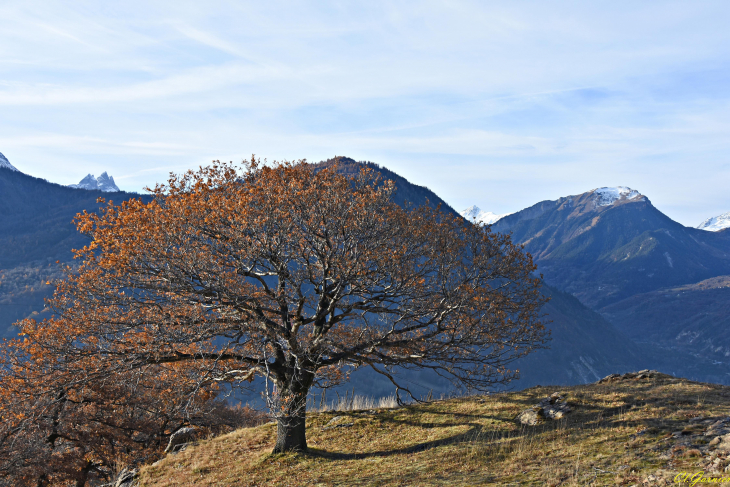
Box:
[697,212,730,232]
[592,186,642,206]
[0,152,19,172]
[460,205,509,225]
[68,172,120,192]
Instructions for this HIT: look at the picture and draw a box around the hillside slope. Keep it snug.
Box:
[0,167,141,268]
[139,373,730,486]
[0,167,145,337]
[510,286,644,388]
[601,275,730,364]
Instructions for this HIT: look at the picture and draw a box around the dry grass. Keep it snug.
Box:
[309,392,399,413]
[139,374,730,486]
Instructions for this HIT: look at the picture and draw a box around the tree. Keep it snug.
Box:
[2,158,547,462]
[0,358,219,486]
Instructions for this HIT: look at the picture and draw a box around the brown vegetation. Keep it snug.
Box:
[0,159,546,485]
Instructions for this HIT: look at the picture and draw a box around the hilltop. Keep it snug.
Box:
[139,372,730,486]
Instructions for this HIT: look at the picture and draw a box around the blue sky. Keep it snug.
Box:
[1,1,729,226]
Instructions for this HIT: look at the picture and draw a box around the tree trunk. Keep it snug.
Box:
[271,371,312,453]
[273,409,307,453]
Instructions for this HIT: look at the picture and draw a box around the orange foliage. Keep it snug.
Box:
[0,158,547,483]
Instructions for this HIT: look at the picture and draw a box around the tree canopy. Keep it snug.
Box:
[0,159,547,484]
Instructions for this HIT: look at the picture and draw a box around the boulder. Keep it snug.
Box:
[113,468,138,487]
[517,392,571,425]
[164,426,202,454]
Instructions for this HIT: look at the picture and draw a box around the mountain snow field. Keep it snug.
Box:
[592,186,643,206]
[460,205,510,224]
[697,212,730,232]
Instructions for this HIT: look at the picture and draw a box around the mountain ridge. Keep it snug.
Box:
[0,152,19,172]
[459,205,509,225]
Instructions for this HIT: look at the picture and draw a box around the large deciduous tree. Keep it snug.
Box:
[2,159,547,464]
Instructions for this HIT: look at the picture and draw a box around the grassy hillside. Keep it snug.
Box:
[139,373,730,486]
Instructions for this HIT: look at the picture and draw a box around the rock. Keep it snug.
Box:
[715,434,730,452]
[517,407,544,426]
[164,426,202,454]
[113,468,138,487]
[517,392,572,425]
[324,415,344,426]
[68,172,120,192]
[710,437,722,447]
[544,402,571,420]
[598,370,659,383]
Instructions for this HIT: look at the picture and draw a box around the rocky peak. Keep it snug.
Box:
[591,186,643,207]
[68,172,120,192]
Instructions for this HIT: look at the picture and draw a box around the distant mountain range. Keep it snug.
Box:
[477,185,730,382]
[601,275,730,364]
[68,172,120,192]
[1,155,728,391]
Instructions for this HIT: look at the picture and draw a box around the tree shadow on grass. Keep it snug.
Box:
[306,424,482,460]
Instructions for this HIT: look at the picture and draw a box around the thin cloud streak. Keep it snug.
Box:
[0,1,728,226]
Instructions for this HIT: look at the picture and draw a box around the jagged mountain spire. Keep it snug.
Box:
[68,172,120,192]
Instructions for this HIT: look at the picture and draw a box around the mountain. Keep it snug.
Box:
[460,205,509,225]
[698,211,730,232]
[491,186,730,309]
[0,152,19,172]
[0,167,143,337]
[68,172,120,192]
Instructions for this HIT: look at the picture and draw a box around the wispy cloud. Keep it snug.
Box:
[0,1,728,225]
